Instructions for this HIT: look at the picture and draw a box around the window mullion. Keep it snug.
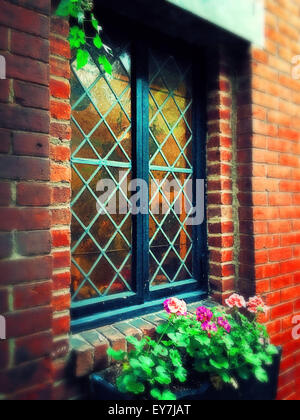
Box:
[132,41,150,302]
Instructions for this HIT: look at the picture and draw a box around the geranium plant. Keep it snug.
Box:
[107,295,278,400]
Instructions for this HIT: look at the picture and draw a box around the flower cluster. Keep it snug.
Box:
[196,306,213,323]
[225,293,246,309]
[217,317,231,333]
[164,300,231,336]
[225,293,267,314]
[247,296,267,314]
[164,297,187,316]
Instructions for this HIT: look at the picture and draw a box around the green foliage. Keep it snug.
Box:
[107,306,278,400]
[56,0,112,73]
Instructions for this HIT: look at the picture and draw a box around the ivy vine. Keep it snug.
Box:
[56,0,112,73]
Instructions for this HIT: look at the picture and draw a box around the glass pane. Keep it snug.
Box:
[149,50,193,170]
[71,40,133,303]
[149,49,194,289]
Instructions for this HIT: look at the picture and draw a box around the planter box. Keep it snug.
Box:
[89,347,282,401]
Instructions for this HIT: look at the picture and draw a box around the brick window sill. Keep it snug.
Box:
[70,298,215,378]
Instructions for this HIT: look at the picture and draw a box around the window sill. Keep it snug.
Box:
[70,298,215,378]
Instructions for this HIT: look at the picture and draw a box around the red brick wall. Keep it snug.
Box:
[0,0,53,399]
[49,12,73,400]
[240,0,300,401]
[0,0,299,400]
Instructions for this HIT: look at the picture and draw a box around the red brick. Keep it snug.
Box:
[271,302,294,320]
[51,186,71,204]
[0,359,52,394]
[5,52,49,86]
[70,335,94,377]
[0,208,50,231]
[0,103,49,133]
[0,256,52,285]
[6,306,52,339]
[51,230,70,248]
[14,281,52,310]
[0,79,10,103]
[16,231,51,256]
[50,57,70,79]
[14,80,49,110]
[269,247,293,262]
[0,25,8,50]
[52,314,70,335]
[281,286,300,303]
[50,163,71,182]
[50,121,71,140]
[0,0,49,38]
[50,78,70,99]
[0,232,12,259]
[11,30,49,62]
[51,16,69,38]
[0,128,11,153]
[0,182,11,206]
[14,331,52,365]
[52,272,71,291]
[50,35,71,59]
[50,100,71,120]
[50,144,70,162]
[13,132,49,157]
[52,293,70,312]
[53,250,70,269]
[51,208,71,226]
[17,183,51,206]
[0,155,49,181]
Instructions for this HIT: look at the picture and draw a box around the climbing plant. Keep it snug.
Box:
[56,0,112,73]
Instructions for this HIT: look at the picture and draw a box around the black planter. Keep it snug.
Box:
[90,347,282,401]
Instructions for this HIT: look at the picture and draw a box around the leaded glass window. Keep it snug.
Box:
[70,30,207,331]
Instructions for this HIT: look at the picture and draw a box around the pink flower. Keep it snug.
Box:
[247,296,267,314]
[201,322,218,336]
[196,306,213,323]
[225,293,246,309]
[217,317,231,333]
[164,297,187,316]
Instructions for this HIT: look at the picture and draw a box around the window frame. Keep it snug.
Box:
[71,26,208,333]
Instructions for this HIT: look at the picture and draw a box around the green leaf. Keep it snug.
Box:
[129,358,141,369]
[156,323,168,334]
[56,0,71,17]
[150,388,162,400]
[126,336,144,351]
[98,55,112,75]
[266,345,278,356]
[107,347,126,361]
[254,367,269,383]
[153,344,168,357]
[161,391,177,401]
[244,352,262,367]
[170,349,182,367]
[76,49,89,70]
[175,366,187,383]
[220,371,231,383]
[93,34,103,49]
[139,356,155,368]
[91,13,100,31]
[156,366,171,385]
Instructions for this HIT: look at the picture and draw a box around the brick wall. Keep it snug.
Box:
[49,12,73,400]
[241,0,300,401]
[0,0,299,400]
[0,0,53,399]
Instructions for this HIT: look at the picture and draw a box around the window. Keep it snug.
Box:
[70,25,207,331]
